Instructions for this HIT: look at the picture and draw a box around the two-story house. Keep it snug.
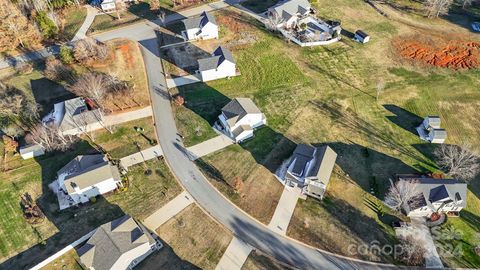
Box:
[182,11,219,41]
[217,98,266,142]
[197,46,236,82]
[285,144,337,200]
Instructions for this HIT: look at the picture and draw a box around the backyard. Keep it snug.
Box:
[171,3,480,267]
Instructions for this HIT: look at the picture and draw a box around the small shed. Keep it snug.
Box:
[422,116,441,130]
[19,144,45,159]
[354,30,370,43]
[428,129,447,144]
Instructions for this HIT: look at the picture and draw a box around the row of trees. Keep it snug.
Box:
[0,0,80,52]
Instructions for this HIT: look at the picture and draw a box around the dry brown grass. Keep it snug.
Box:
[40,249,83,270]
[95,39,150,113]
[242,250,292,270]
[155,205,232,269]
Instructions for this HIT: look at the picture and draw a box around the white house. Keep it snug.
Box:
[19,144,45,159]
[182,11,218,41]
[354,30,370,43]
[78,215,162,270]
[416,116,446,144]
[398,177,467,218]
[100,0,134,13]
[42,97,103,136]
[197,46,236,82]
[284,144,337,200]
[267,0,313,29]
[217,98,266,142]
[53,154,122,210]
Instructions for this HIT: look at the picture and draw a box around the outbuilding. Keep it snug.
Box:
[354,30,370,43]
[19,144,45,160]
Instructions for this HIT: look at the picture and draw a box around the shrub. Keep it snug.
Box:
[15,62,33,74]
[35,11,58,39]
[59,45,74,64]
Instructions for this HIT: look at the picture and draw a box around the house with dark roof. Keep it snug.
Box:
[398,176,467,217]
[42,97,103,136]
[197,46,236,82]
[52,154,122,210]
[284,144,337,200]
[267,0,312,29]
[78,215,161,270]
[182,11,218,41]
[217,98,266,142]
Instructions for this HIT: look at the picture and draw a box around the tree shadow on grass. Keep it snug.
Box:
[320,142,420,199]
[30,78,76,117]
[136,241,201,270]
[0,140,125,269]
[383,104,423,136]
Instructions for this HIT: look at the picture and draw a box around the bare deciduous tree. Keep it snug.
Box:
[44,56,76,83]
[0,82,38,126]
[27,124,78,152]
[434,144,480,182]
[397,235,426,266]
[73,38,109,64]
[460,0,472,9]
[69,72,109,105]
[384,179,421,213]
[376,79,385,102]
[424,0,453,18]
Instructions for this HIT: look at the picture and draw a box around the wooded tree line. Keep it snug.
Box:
[0,0,80,52]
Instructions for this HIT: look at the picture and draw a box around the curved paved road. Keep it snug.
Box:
[95,20,400,270]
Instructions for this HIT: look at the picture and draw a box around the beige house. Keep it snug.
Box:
[78,215,161,270]
[285,144,337,200]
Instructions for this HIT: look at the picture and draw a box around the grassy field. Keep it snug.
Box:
[172,4,480,267]
[61,7,88,41]
[91,117,157,159]
[149,205,232,269]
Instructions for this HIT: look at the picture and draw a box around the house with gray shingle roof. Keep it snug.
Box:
[182,11,219,41]
[52,154,122,210]
[416,116,447,144]
[267,0,312,28]
[78,215,161,270]
[284,144,337,200]
[197,46,236,82]
[398,176,467,218]
[42,97,104,136]
[217,98,266,142]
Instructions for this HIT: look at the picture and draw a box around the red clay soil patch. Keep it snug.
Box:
[394,39,480,69]
[117,43,134,68]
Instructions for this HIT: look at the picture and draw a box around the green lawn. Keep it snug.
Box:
[62,7,88,40]
[92,117,157,159]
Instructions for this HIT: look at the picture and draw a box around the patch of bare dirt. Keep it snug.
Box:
[393,37,480,69]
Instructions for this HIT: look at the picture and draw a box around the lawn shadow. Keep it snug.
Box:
[0,140,125,269]
[383,104,423,136]
[442,3,480,34]
[322,142,420,199]
[30,78,76,117]
[135,240,201,269]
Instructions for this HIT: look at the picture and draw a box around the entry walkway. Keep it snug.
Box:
[267,186,301,235]
[119,144,163,169]
[143,190,194,231]
[166,74,201,88]
[186,134,234,160]
[215,237,253,270]
[72,6,99,41]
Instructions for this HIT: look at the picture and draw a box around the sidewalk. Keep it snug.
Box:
[186,134,234,160]
[143,191,194,231]
[166,74,201,88]
[119,144,163,168]
[215,237,253,270]
[267,186,301,235]
[72,6,99,41]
